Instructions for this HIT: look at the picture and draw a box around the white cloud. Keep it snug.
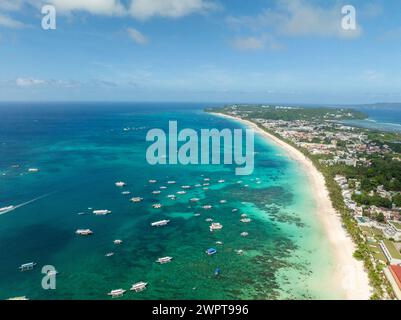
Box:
[46,0,125,15]
[0,13,25,28]
[228,0,362,39]
[0,0,24,11]
[129,0,216,20]
[232,34,282,51]
[16,78,46,87]
[127,27,148,45]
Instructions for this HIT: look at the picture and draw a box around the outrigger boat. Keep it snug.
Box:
[152,203,162,209]
[130,282,147,292]
[152,190,161,194]
[151,220,170,227]
[156,256,173,264]
[240,218,251,223]
[167,181,176,184]
[209,222,223,232]
[240,232,249,237]
[93,209,111,215]
[19,262,36,272]
[148,180,157,183]
[75,229,93,236]
[130,197,143,203]
[115,181,126,187]
[206,248,217,255]
[202,205,212,209]
[113,239,123,245]
[107,289,126,298]
[0,206,14,213]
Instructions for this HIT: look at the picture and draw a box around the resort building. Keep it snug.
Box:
[380,240,401,265]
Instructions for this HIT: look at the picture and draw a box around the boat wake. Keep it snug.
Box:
[0,193,54,216]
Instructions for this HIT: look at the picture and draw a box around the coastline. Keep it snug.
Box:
[211,112,372,300]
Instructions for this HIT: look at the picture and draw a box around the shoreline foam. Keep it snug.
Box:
[212,112,372,300]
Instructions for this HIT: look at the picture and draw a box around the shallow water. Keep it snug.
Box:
[0,102,344,299]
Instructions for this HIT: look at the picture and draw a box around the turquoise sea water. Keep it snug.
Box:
[0,103,344,300]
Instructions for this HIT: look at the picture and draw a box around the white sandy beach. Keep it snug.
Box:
[213,112,372,300]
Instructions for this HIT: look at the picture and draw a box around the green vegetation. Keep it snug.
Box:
[383,240,401,260]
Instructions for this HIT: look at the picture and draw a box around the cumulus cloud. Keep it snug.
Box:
[45,0,125,16]
[129,0,216,20]
[127,27,148,45]
[228,0,362,39]
[16,78,46,87]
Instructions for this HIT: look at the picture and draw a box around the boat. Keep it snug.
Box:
[235,249,244,255]
[130,197,143,203]
[151,220,170,227]
[240,232,249,237]
[93,209,111,215]
[7,296,28,300]
[206,248,217,255]
[105,252,114,257]
[203,187,209,190]
[240,218,251,223]
[152,203,162,209]
[181,185,191,189]
[28,168,39,172]
[107,289,126,298]
[194,184,202,187]
[167,181,176,184]
[204,178,210,181]
[202,205,212,209]
[113,239,123,245]
[190,198,200,202]
[75,229,93,236]
[167,194,176,199]
[218,180,225,183]
[130,282,147,292]
[232,209,238,212]
[214,268,221,276]
[241,214,248,218]
[115,181,126,187]
[77,212,85,215]
[19,262,36,271]
[205,218,213,222]
[216,241,223,245]
[176,191,186,195]
[209,222,223,232]
[194,213,201,217]
[159,186,167,189]
[156,256,173,264]
[148,180,157,183]
[203,183,210,186]
[121,191,131,195]
[152,190,161,194]
[0,205,14,213]
[219,200,227,204]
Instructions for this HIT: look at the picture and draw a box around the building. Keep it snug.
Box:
[380,240,401,265]
[390,265,401,291]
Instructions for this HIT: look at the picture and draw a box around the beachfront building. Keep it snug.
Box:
[380,240,401,265]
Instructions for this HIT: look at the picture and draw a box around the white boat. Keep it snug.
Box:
[218,180,225,183]
[177,191,186,195]
[181,185,191,189]
[0,206,14,213]
[115,181,126,187]
[152,190,161,194]
[148,180,157,183]
[28,168,39,172]
[203,183,210,186]
[202,205,212,209]
[241,214,248,218]
[7,296,28,300]
[113,239,123,245]
[240,232,249,237]
[235,249,244,255]
[121,191,130,195]
[130,282,147,292]
[167,181,176,184]
[220,200,227,204]
[130,197,143,203]
[194,213,201,217]
[194,184,202,187]
[107,289,126,298]
[167,194,176,199]
[159,186,167,189]
[19,262,36,271]
[210,222,223,231]
[204,178,210,181]
[93,209,111,215]
[151,220,170,227]
[105,252,114,257]
[216,241,223,245]
[152,203,162,209]
[232,209,238,212]
[156,256,173,264]
[205,218,213,222]
[190,198,200,202]
[75,229,93,236]
[240,218,251,223]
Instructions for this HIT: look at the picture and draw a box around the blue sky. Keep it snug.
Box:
[0,0,401,104]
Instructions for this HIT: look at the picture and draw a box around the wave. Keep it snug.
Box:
[0,192,54,216]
